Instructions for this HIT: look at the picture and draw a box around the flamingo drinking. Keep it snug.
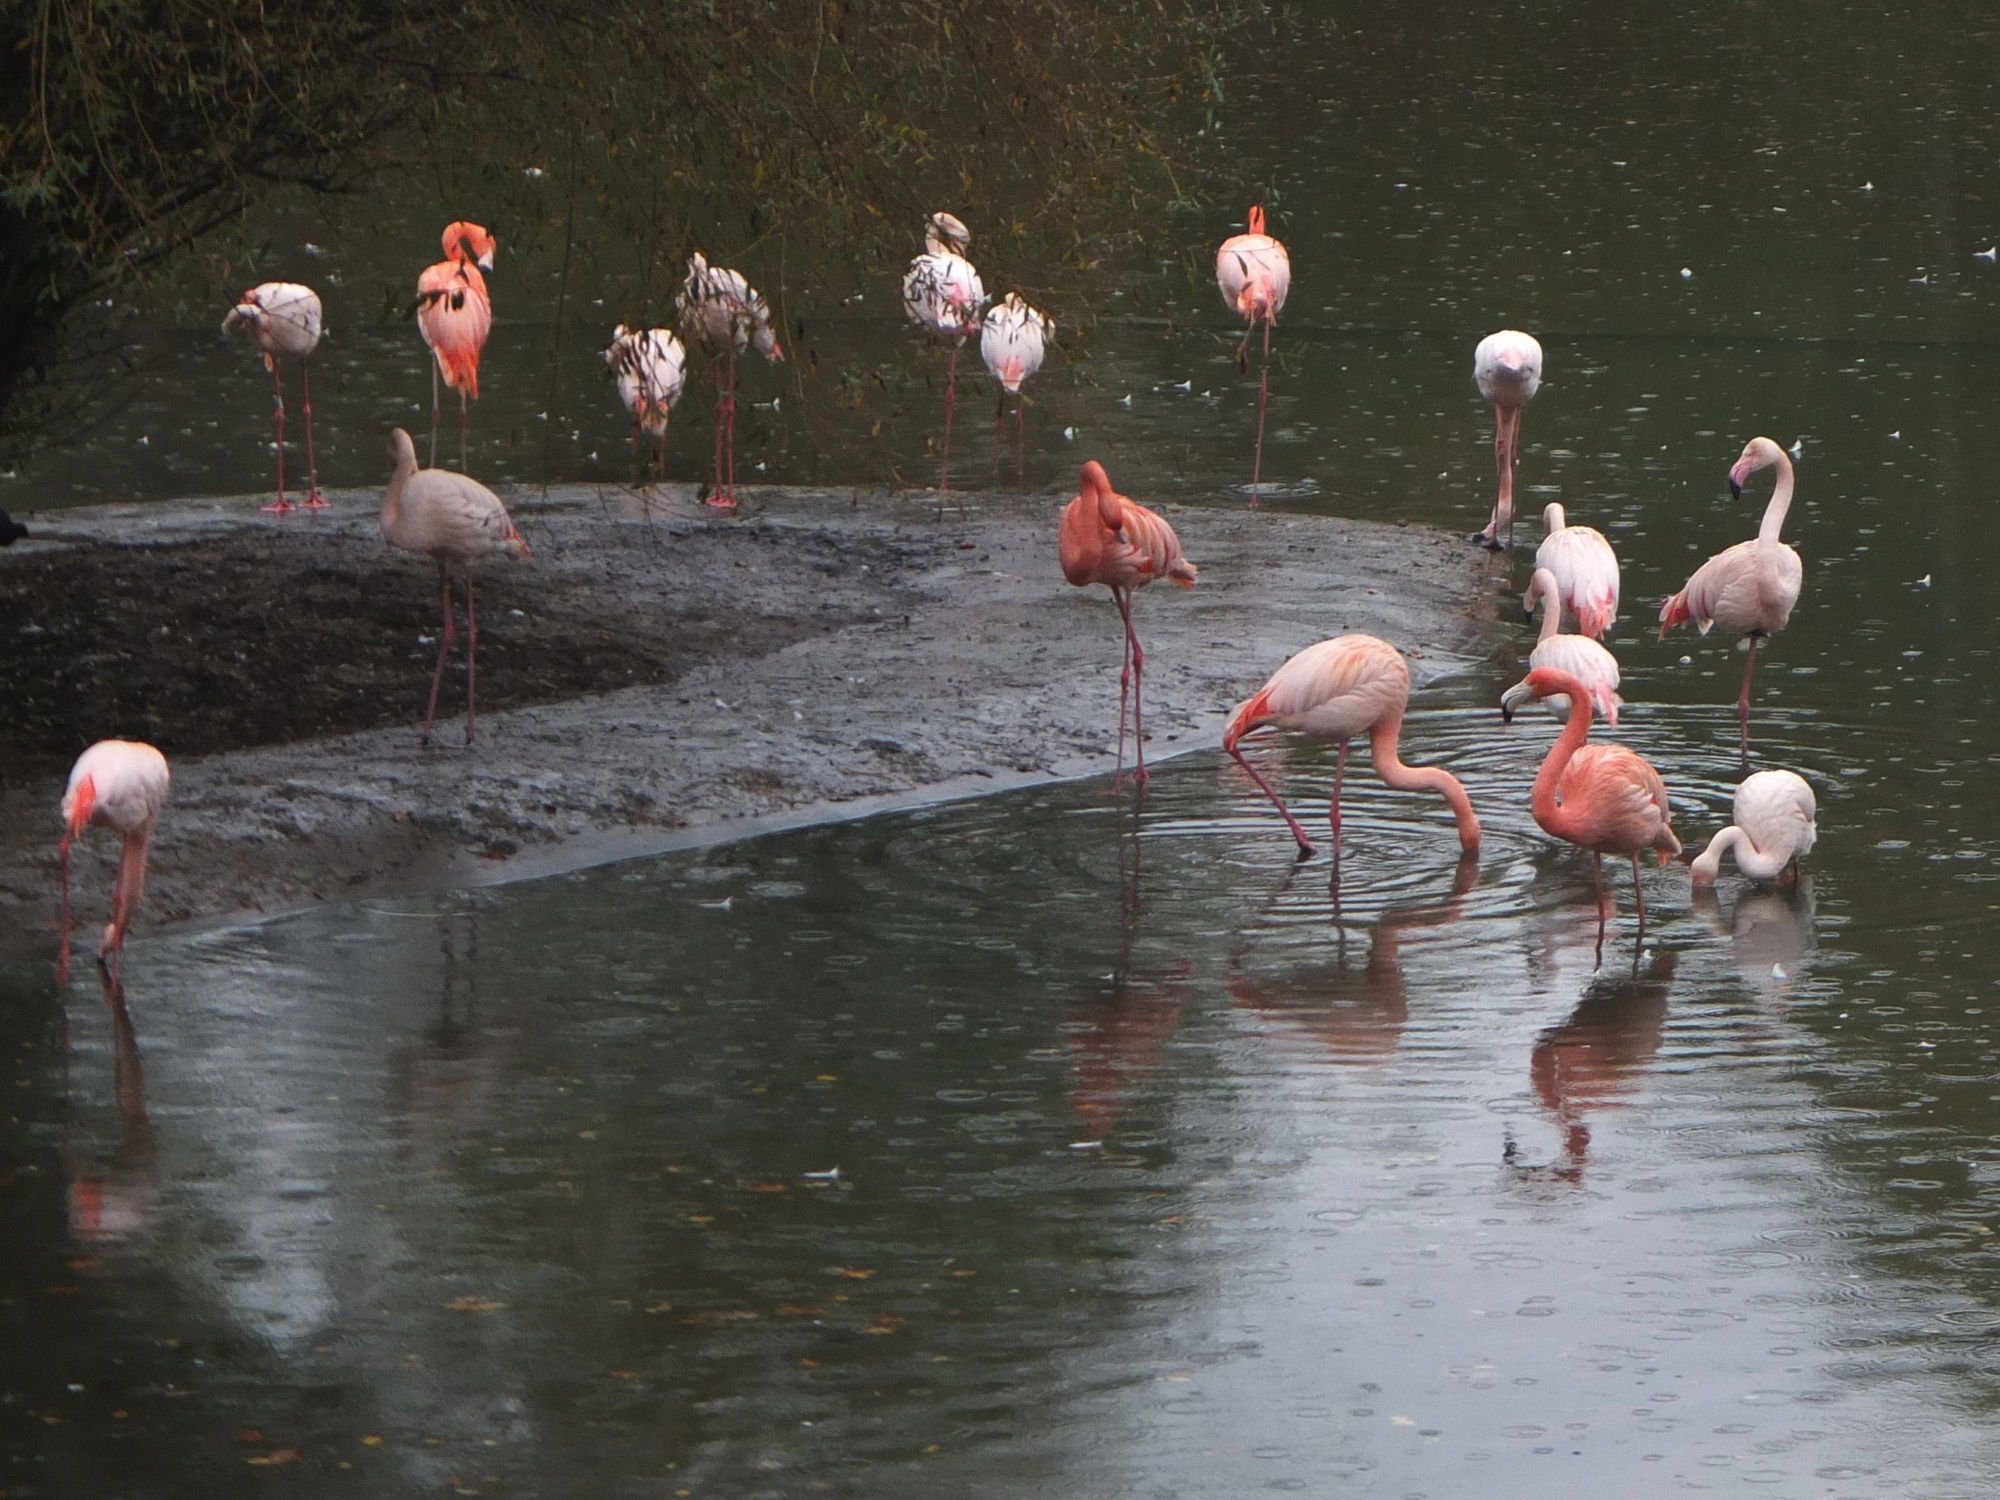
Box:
[59,740,170,983]
[222,282,325,512]
[1690,769,1817,885]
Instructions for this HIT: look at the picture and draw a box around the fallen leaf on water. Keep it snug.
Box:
[443,1297,505,1313]
[245,1450,302,1467]
[361,1436,384,1446]
[833,1267,874,1280]
[773,1305,825,1317]
[744,1182,788,1194]
[644,1302,675,1314]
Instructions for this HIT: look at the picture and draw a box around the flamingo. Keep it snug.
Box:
[1658,436,1804,759]
[677,252,785,508]
[1473,329,1543,549]
[1224,634,1482,862]
[604,324,688,480]
[381,427,533,746]
[58,740,170,983]
[980,292,1052,480]
[1533,502,1619,638]
[1059,459,1197,788]
[415,221,496,470]
[1502,569,1623,728]
[221,282,326,513]
[1215,205,1291,502]
[1690,769,1817,885]
[902,212,985,492]
[1514,664,1682,950]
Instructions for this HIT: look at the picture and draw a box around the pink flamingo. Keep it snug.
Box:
[979,292,1051,480]
[381,428,533,746]
[1473,329,1543,549]
[221,282,326,513]
[1533,502,1619,638]
[1225,634,1482,862]
[59,740,170,983]
[1059,460,1197,788]
[903,212,985,492]
[1215,205,1291,502]
[677,252,785,508]
[416,221,497,470]
[1659,436,1804,759]
[604,324,688,480]
[1690,769,1817,885]
[1503,568,1623,728]
[1514,664,1682,949]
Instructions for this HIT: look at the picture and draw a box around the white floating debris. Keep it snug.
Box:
[1979,247,1998,262]
[803,1167,842,1182]
[523,166,546,179]
[1917,574,1932,587]
[1172,379,1192,392]
[1679,655,1693,666]
[1063,426,1078,440]
[1889,430,1901,440]
[698,897,734,911]
[1118,393,1133,407]
[1788,438,1804,459]
[1680,267,1693,279]
[1068,1140,1104,1152]
[1772,963,1788,981]
[1862,181,1875,191]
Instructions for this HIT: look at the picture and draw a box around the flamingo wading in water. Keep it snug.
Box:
[1514,664,1681,951]
[1658,436,1804,759]
[222,282,326,513]
[1503,568,1623,728]
[1225,634,1482,863]
[381,428,532,746]
[1059,460,1197,788]
[903,212,985,492]
[1473,329,1543,549]
[59,740,170,983]
[677,252,785,507]
[1690,769,1817,885]
[1533,502,1619,638]
[980,292,1051,481]
[415,221,497,470]
[604,324,688,481]
[1215,205,1291,502]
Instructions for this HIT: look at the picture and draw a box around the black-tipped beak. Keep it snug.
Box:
[1728,477,1743,500]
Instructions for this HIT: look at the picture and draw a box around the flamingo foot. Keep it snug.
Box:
[302,491,330,510]
[262,498,296,514]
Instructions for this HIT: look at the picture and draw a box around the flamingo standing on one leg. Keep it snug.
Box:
[1658,436,1804,760]
[58,740,170,983]
[1690,769,1817,885]
[1215,205,1291,503]
[1225,634,1482,864]
[1473,329,1543,549]
[1533,502,1619,638]
[380,428,533,746]
[1513,665,1681,954]
[677,252,785,508]
[902,212,985,493]
[221,282,326,513]
[1502,569,1623,727]
[980,292,1051,482]
[1059,460,1197,788]
[604,324,688,482]
[415,221,497,471]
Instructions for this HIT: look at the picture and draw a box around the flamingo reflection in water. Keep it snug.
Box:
[64,969,163,1252]
[1691,876,1817,1007]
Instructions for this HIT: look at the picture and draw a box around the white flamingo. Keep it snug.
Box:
[676,253,785,508]
[1691,770,1817,884]
[903,211,985,492]
[980,292,1051,479]
[1473,329,1543,549]
[604,324,688,479]
[222,282,325,513]
[59,740,170,982]
[1502,569,1624,728]
[1533,502,1620,638]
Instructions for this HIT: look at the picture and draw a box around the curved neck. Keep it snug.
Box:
[1526,568,1562,644]
[1759,452,1795,546]
[1369,717,1481,851]
[1695,825,1786,882]
[1543,502,1567,533]
[383,443,418,531]
[1530,684,1596,840]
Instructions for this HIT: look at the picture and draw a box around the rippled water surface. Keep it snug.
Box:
[14,2,2000,1496]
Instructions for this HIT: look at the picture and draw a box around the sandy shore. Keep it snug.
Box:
[0,479,1497,956]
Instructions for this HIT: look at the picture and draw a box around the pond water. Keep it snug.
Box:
[13,2,2000,1496]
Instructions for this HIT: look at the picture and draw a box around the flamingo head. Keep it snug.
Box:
[925,211,972,256]
[444,221,497,271]
[754,321,785,363]
[1498,679,1533,723]
[1247,205,1267,238]
[1728,436,1784,498]
[59,773,97,849]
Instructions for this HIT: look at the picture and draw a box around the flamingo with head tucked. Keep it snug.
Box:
[1473,329,1543,549]
[980,292,1051,480]
[604,324,688,480]
[1533,502,1619,638]
[416,221,497,470]
[677,252,785,508]
[1659,436,1804,760]
[1690,769,1817,885]
[59,740,170,983]
[903,212,985,492]
[1502,569,1623,728]
[1215,205,1291,502]
[222,282,325,512]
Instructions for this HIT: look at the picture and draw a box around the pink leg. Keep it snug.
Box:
[1592,853,1608,966]
[262,363,293,513]
[1738,636,1761,761]
[422,564,458,746]
[301,361,326,507]
[1110,587,1132,789]
[940,340,961,493]
[102,829,152,974]
[727,348,740,502]
[1115,588,1149,787]
[464,573,479,746]
[1630,852,1649,943]
[1479,404,1518,549]
[1329,739,1350,848]
[1250,317,1272,506]
[1228,744,1316,858]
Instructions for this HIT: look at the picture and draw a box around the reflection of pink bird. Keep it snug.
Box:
[1659,436,1804,759]
[381,428,532,746]
[903,213,985,493]
[1516,665,1681,948]
[59,740,170,983]
[1059,460,1197,788]
[1533,503,1619,638]
[1215,205,1291,502]
[1473,329,1543,549]
[416,221,497,470]
[1690,769,1817,885]
[604,324,688,479]
[980,292,1051,481]
[1503,568,1622,727]
[1225,634,1482,861]
[678,252,785,508]
[221,282,325,513]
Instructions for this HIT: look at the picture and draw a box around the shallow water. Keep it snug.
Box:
[13,2,2000,1495]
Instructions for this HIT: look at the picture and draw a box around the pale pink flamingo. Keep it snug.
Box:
[1533,502,1619,638]
[980,292,1051,480]
[1215,205,1291,502]
[1659,436,1804,759]
[1473,329,1543,549]
[1059,459,1197,788]
[381,427,532,746]
[415,221,497,470]
[1502,569,1623,728]
[1514,664,1682,949]
[903,212,985,492]
[221,282,325,513]
[58,740,170,983]
[604,324,688,479]
[1690,769,1817,885]
[1225,634,1482,862]
[677,252,785,507]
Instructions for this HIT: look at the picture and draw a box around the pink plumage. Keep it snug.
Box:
[1472,329,1543,549]
[222,281,326,512]
[1504,568,1622,727]
[1533,503,1620,638]
[416,221,497,469]
[59,739,170,981]
[1215,205,1291,501]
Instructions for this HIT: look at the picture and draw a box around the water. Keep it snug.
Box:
[13,2,2000,1494]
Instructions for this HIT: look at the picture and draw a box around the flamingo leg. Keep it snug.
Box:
[940,339,960,493]
[103,828,152,972]
[1110,586,1133,789]
[1228,744,1316,859]
[1738,635,1761,760]
[1250,316,1273,506]
[1480,403,1518,549]
[422,564,458,747]
[262,362,293,513]
[300,360,326,508]
[1115,587,1149,788]
[1592,852,1609,965]
[429,359,441,469]
[464,572,479,746]
[726,345,740,504]
[1630,852,1649,944]
[1329,738,1349,848]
